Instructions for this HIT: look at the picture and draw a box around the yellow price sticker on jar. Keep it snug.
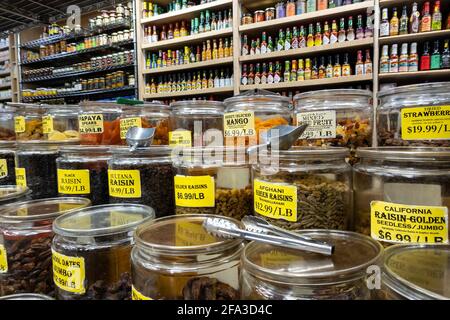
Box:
[15,168,27,187]
[224,111,256,137]
[401,105,450,140]
[52,250,86,294]
[108,170,142,198]
[14,116,26,133]
[58,169,91,195]
[0,159,8,178]
[175,221,217,246]
[254,179,297,223]
[42,115,54,134]
[169,130,192,147]
[371,201,449,244]
[132,285,152,300]
[174,175,215,208]
[120,117,142,139]
[78,114,104,134]
[0,244,8,273]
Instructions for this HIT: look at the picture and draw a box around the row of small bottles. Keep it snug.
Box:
[145,37,232,69]
[242,14,373,56]
[144,9,232,43]
[145,69,234,94]
[241,50,372,85]
[380,40,450,73]
[380,1,450,37]
[142,0,216,18]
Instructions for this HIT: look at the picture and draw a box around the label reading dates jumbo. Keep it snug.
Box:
[0,159,8,178]
[174,175,215,207]
[78,114,104,134]
[42,115,54,134]
[52,250,86,294]
[120,117,142,139]
[296,110,337,139]
[132,285,152,300]
[57,169,91,195]
[224,111,256,137]
[15,168,27,187]
[14,116,26,133]
[0,244,8,273]
[401,105,450,140]
[254,179,297,222]
[108,170,142,198]
[371,201,449,244]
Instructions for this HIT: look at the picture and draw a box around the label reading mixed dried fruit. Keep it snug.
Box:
[132,285,152,300]
[57,169,91,195]
[52,250,86,294]
[78,114,104,134]
[120,117,142,139]
[254,179,297,222]
[15,168,27,187]
[0,244,8,273]
[0,159,8,178]
[108,170,141,198]
[174,175,215,207]
[296,110,337,139]
[14,116,26,133]
[169,130,192,147]
[401,105,450,140]
[224,111,256,137]
[42,115,54,134]
[371,201,449,244]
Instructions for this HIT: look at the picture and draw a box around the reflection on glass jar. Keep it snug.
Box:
[10,103,45,141]
[131,214,244,300]
[41,104,80,142]
[0,185,30,206]
[241,230,383,300]
[0,293,54,300]
[0,141,16,186]
[52,204,154,300]
[0,105,16,141]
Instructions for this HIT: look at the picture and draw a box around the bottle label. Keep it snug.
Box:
[274,74,281,83]
[260,45,267,54]
[401,105,450,140]
[224,111,256,137]
[174,175,215,208]
[14,116,26,133]
[120,117,143,139]
[355,65,364,75]
[0,244,7,273]
[52,250,86,294]
[15,168,27,187]
[42,115,54,134]
[296,110,337,139]
[330,34,338,44]
[132,286,153,300]
[254,179,297,223]
[299,38,306,48]
[291,39,298,49]
[370,200,448,244]
[380,23,389,36]
[108,170,142,198]
[169,130,192,147]
[389,60,399,73]
[267,74,274,83]
[78,114,104,134]
[277,43,284,51]
[0,159,8,179]
[323,35,330,45]
[284,40,291,51]
[431,55,441,69]
[399,58,409,72]
[57,169,90,195]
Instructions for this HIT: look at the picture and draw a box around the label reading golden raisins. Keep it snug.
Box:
[174,175,215,207]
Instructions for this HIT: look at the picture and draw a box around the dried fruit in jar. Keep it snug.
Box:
[182,277,239,300]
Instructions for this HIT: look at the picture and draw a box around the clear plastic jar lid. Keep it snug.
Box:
[172,146,249,167]
[251,146,349,161]
[243,230,383,285]
[59,145,112,155]
[0,141,16,148]
[224,90,290,112]
[0,185,30,204]
[79,101,123,112]
[170,100,224,114]
[53,204,155,237]
[0,293,54,300]
[356,147,450,161]
[17,140,78,150]
[378,82,450,99]
[122,101,169,114]
[294,89,372,110]
[111,145,172,157]
[382,244,450,300]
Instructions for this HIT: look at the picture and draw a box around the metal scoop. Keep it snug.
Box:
[126,127,155,151]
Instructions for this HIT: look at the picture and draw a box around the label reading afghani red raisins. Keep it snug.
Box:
[254,179,297,222]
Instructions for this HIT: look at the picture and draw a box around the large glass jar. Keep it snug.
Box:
[241,230,383,300]
[0,197,91,297]
[0,293,54,300]
[169,100,224,147]
[0,105,16,141]
[223,91,291,146]
[42,104,80,141]
[108,146,175,218]
[120,102,169,145]
[353,147,450,246]
[173,147,253,220]
[294,89,373,150]
[377,82,450,147]
[78,102,122,145]
[131,214,244,300]
[56,146,111,205]
[51,204,154,300]
[10,103,45,141]
[0,141,15,185]
[252,147,352,230]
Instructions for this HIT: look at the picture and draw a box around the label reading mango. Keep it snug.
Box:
[110,211,143,227]
[14,116,26,133]
[401,105,450,140]
[108,170,141,198]
[174,175,215,207]
[224,111,256,137]
[0,159,8,178]
[78,114,104,134]
[57,169,90,195]
[42,115,54,134]
[0,244,7,273]
[15,168,27,187]
[254,179,297,222]
[169,130,192,147]
[132,285,152,300]
[371,201,449,244]
[52,250,86,294]
[175,221,217,246]
[120,117,142,139]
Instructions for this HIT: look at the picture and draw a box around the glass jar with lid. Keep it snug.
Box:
[376,244,450,300]
[56,146,111,205]
[41,104,80,141]
[0,141,15,185]
[0,185,30,206]
[293,89,373,151]
[52,204,154,300]
[0,293,54,300]
[78,101,122,145]
[9,103,45,141]
[223,90,291,146]
[131,214,244,300]
[120,102,169,145]
[252,147,352,230]
[241,230,383,300]
[0,105,16,141]
[377,82,450,147]
[108,146,175,218]
[353,147,450,246]
[0,197,91,297]
[169,100,224,147]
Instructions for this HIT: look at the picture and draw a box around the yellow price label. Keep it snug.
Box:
[174,175,215,208]
[0,159,8,178]
[169,130,192,147]
[175,221,217,246]
[15,168,27,187]
[132,285,152,300]
[58,169,91,195]
[52,250,86,294]
[14,116,26,133]
[42,115,54,134]
[108,170,142,198]
[120,117,142,139]
[224,111,256,137]
[0,244,8,273]
[401,105,450,140]
[78,114,104,134]
[110,211,143,227]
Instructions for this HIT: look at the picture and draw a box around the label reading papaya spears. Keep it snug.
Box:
[79,114,104,134]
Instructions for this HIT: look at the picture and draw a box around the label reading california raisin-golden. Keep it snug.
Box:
[15,168,27,187]
[52,250,86,294]
[108,170,141,198]
[42,115,54,134]
[0,159,8,178]
[132,285,152,300]
[0,244,8,273]
[78,114,104,134]
[14,116,26,133]
[174,175,215,207]
[401,105,450,140]
[254,179,297,222]
[224,111,256,137]
[120,117,142,139]
[57,169,90,195]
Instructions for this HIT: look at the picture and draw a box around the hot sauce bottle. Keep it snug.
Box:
[421,2,431,32]
[343,53,352,76]
[333,54,341,77]
[420,41,431,70]
[323,21,330,45]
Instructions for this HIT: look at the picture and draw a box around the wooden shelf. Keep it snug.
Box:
[379,29,450,45]
[240,38,373,62]
[0,71,10,77]
[239,1,374,33]
[0,84,11,90]
[0,96,11,101]
[240,74,372,91]
[143,86,233,99]
[379,69,450,82]
[141,0,232,25]
[143,57,233,75]
[142,28,233,50]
